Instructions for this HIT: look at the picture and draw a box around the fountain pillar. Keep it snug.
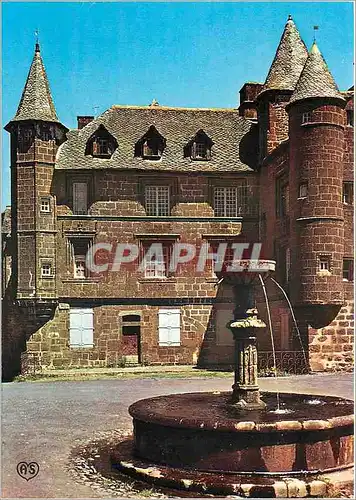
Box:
[229,284,266,409]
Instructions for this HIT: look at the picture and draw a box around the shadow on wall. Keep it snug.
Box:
[2,277,26,381]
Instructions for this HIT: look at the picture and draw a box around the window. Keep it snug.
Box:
[40,198,51,213]
[346,110,354,127]
[73,182,88,215]
[158,308,181,346]
[143,139,162,158]
[142,243,172,279]
[41,263,53,277]
[195,142,208,159]
[69,308,94,348]
[319,256,331,272]
[70,239,92,278]
[302,111,312,124]
[184,129,213,160]
[145,185,170,216]
[342,182,353,205]
[298,183,308,199]
[135,125,166,160]
[41,126,51,141]
[276,179,289,217]
[343,259,354,282]
[18,127,33,153]
[214,183,249,217]
[85,125,118,158]
[97,137,108,155]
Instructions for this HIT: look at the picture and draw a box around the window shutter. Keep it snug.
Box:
[92,139,98,155]
[158,308,181,346]
[191,142,197,159]
[206,147,211,160]
[73,182,88,215]
[70,308,94,347]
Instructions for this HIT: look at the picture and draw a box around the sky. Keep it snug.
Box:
[1,2,354,209]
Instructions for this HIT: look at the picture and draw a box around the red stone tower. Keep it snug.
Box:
[286,42,346,325]
[4,42,67,326]
[256,15,308,162]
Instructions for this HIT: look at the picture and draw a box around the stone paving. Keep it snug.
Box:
[2,372,354,498]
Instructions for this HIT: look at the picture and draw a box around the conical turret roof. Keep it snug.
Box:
[289,42,345,105]
[10,42,60,123]
[261,15,308,93]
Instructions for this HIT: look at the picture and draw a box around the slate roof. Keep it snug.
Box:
[289,42,345,105]
[56,106,258,173]
[9,43,60,124]
[261,16,308,93]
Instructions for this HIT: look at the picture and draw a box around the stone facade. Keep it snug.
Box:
[2,16,354,380]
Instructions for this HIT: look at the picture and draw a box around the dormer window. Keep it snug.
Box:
[135,126,166,160]
[184,130,213,160]
[85,125,118,158]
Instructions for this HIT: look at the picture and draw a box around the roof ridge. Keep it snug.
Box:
[289,41,345,105]
[112,105,239,112]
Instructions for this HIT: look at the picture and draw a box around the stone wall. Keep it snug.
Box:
[308,297,354,372]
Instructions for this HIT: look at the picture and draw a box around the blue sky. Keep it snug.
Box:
[2,2,354,209]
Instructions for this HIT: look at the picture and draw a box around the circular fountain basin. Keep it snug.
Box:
[129,391,354,474]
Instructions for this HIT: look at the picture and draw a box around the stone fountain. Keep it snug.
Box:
[113,260,354,497]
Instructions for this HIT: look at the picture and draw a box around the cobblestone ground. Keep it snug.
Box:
[2,373,354,498]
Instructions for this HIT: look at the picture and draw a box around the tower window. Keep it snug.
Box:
[145,186,170,216]
[41,263,53,277]
[319,255,331,272]
[342,182,353,205]
[343,259,354,282]
[276,179,289,217]
[346,110,354,127]
[302,111,312,124]
[298,183,308,199]
[40,198,51,213]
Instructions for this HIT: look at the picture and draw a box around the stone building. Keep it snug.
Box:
[2,16,354,380]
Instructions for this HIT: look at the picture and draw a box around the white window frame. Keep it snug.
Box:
[41,263,53,277]
[69,308,94,348]
[73,182,88,215]
[145,185,170,216]
[40,198,51,213]
[158,308,181,346]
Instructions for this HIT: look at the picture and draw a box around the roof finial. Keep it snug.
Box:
[288,14,292,21]
[35,29,40,52]
[313,25,319,43]
[150,98,159,107]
